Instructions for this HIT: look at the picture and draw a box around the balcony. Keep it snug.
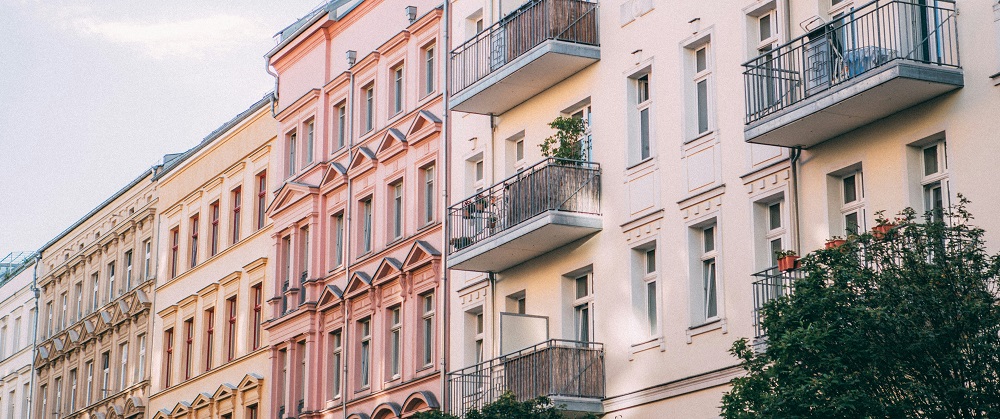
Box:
[751,266,803,340]
[447,340,605,417]
[448,159,601,272]
[743,0,962,148]
[449,0,599,115]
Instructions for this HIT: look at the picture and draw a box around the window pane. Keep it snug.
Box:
[925,183,944,221]
[704,259,717,318]
[575,276,588,299]
[704,227,715,253]
[924,145,939,176]
[515,140,524,161]
[697,79,709,133]
[646,281,657,335]
[696,48,707,72]
[637,75,649,103]
[640,108,650,159]
[843,175,857,204]
[844,211,859,234]
[645,248,656,274]
[769,238,782,266]
[768,202,781,230]
[759,14,772,41]
[577,306,590,342]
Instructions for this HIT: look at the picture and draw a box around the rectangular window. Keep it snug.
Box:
[694,44,712,135]
[840,171,865,234]
[364,84,375,133]
[422,166,435,225]
[232,186,242,243]
[333,213,344,267]
[92,273,99,311]
[257,172,267,230]
[388,306,401,379]
[69,368,77,411]
[45,301,53,338]
[392,182,404,239]
[282,236,292,313]
[306,120,315,163]
[227,296,237,360]
[335,103,347,149]
[300,226,310,286]
[124,250,133,291]
[143,240,151,280]
[636,74,651,161]
[100,351,110,399]
[361,198,373,254]
[329,330,342,398]
[204,308,215,371]
[106,262,115,301]
[393,65,404,115]
[118,342,128,390]
[39,385,46,418]
[60,292,67,330]
[170,227,179,278]
[574,274,594,342]
[247,404,258,419]
[135,334,146,383]
[11,317,19,351]
[423,44,436,96]
[475,311,484,363]
[421,292,434,367]
[0,327,5,359]
[359,318,371,388]
[75,283,84,322]
[287,131,297,176]
[164,328,174,387]
[297,341,306,412]
[210,201,220,256]
[85,361,93,406]
[921,141,948,222]
[763,199,787,267]
[54,378,62,417]
[189,214,199,267]
[183,318,194,379]
[251,284,263,350]
[701,226,719,321]
[643,247,658,336]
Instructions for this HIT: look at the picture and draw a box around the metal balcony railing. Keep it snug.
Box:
[751,266,804,339]
[448,158,601,253]
[447,339,605,417]
[450,0,599,94]
[743,0,959,124]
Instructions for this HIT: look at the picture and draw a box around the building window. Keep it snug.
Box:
[189,214,199,267]
[421,165,435,225]
[693,43,713,136]
[359,318,371,388]
[107,261,115,302]
[247,404,258,419]
[54,377,62,415]
[227,296,238,360]
[306,120,315,163]
[60,292,67,331]
[287,131,298,176]
[332,213,344,267]
[11,317,19,351]
[204,308,215,371]
[391,181,404,239]
[635,74,651,162]
[69,368,77,412]
[759,198,787,268]
[392,64,404,115]
[421,292,435,367]
[0,327,5,359]
[840,171,865,234]
[335,102,347,149]
[164,328,174,387]
[638,246,658,337]
[124,249,133,291]
[143,239,151,279]
[257,172,267,230]
[231,187,243,244]
[101,351,110,399]
[170,227,179,278]
[422,44,436,96]
[7,389,13,419]
[118,342,129,390]
[210,201,220,256]
[573,273,594,342]
[921,141,949,222]
[749,6,780,111]
[91,273,99,312]
[296,341,307,412]
[74,283,83,322]
[300,226,310,286]
[135,334,146,383]
[388,306,402,379]
[361,197,373,255]
[475,311,485,363]
[282,236,292,313]
[363,84,375,133]
[45,301,52,338]
[85,361,93,406]
[183,318,194,379]
[39,384,46,418]
[329,330,342,398]
[278,348,288,414]
[251,284,263,350]
[698,225,720,323]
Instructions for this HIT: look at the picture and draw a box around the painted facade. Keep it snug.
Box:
[35,168,159,419]
[0,253,39,419]
[264,1,446,418]
[147,97,276,419]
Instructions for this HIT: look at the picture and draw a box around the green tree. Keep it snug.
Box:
[539,116,587,161]
[722,198,1000,418]
[414,392,595,419]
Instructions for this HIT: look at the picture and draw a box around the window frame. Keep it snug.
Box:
[840,171,866,235]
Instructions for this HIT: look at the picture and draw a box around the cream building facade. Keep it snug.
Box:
[444,0,999,417]
[146,96,276,419]
[0,252,38,419]
[35,168,160,419]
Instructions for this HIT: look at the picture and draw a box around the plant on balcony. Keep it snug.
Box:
[450,236,474,250]
[774,250,799,272]
[539,116,587,162]
[824,236,847,249]
[722,197,1000,418]
[413,392,597,419]
[872,211,903,240]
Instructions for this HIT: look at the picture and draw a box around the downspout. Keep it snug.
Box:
[790,147,802,253]
[342,67,356,419]
[27,252,41,419]
[441,0,453,412]
[266,58,280,117]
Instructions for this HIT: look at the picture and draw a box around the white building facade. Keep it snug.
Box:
[0,253,39,419]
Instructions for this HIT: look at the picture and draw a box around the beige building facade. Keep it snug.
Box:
[147,97,276,419]
[35,167,160,419]
[0,253,39,419]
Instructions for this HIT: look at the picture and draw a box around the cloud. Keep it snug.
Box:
[72,14,268,59]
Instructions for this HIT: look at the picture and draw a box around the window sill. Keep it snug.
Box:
[416,363,435,373]
[684,129,716,145]
[625,156,655,172]
[628,336,665,360]
[686,317,726,343]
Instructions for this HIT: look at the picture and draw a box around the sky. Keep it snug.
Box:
[0,0,324,257]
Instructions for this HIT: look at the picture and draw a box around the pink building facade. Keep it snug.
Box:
[264,1,445,418]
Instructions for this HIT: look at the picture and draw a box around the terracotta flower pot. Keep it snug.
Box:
[778,255,800,272]
[872,223,896,240]
[825,239,847,249]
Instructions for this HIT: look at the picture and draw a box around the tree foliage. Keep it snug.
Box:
[414,392,595,419]
[722,198,1000,418]
[539,116,587,161]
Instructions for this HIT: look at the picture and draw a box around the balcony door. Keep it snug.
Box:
[570,105,592,162]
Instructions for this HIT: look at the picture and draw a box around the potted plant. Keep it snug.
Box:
[775,250,800,272]
[539,116,587,162]
[872,221,897,240]
[450,236,474,250]
[825,237,847,249]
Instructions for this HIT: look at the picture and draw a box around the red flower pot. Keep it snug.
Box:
[872,223,896,240]
[825,239,847,249]
[777,255,800,272]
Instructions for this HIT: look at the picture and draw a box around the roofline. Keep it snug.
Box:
[153,93,273,181]
[38,167,158,255]
[265,3,332,60]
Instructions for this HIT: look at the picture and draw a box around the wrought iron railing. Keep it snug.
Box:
[448,158,601,253]
[447,339,605,417]
[752,266,804,339]
[450,0,599,94]
[743,0,959,124]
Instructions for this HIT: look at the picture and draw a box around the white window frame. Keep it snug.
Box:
[573,273,594,343]
[388,306,402,379]
[118,342,129,390]
[840,170,865,235]
[359,318,371,388]
[287,131,297,176]
[422,165,435,225]
[392,181,404,239]
[421,293,435,367]
[920,141,949,220]
[135,334,146,383]
[364,84,375,133]
[423,44,436,97]
[693,43,714,137]
[85,361,93,406]
[764,199,787,267]
[392,64,404,115]
[143,240,151,279]
[330,329,342,399]
[306,120,315,164]
[700,225,719,322]
[570,104,593,162]
[336,103,347,149]
[474,311,484,364]
[641,246,659,337]
[635,73,652,163]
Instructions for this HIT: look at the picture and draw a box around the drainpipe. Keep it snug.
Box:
[27,252,41,419]
[265,58,280,117]
[790,147,803,253]
[441,0,453,411]
[342,64,356,419]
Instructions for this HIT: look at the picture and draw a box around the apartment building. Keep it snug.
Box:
[35,167,159,419]
[444,0,997,417]
[147,96,276,419]
[0,252,38,419]
[263,1,445,418]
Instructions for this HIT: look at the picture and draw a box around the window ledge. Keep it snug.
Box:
[628,336,665,360]
[686,317,726,343]
[625,156,655,172]
[684,129,717,145]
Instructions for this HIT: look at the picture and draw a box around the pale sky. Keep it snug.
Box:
[0,0,324,257]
